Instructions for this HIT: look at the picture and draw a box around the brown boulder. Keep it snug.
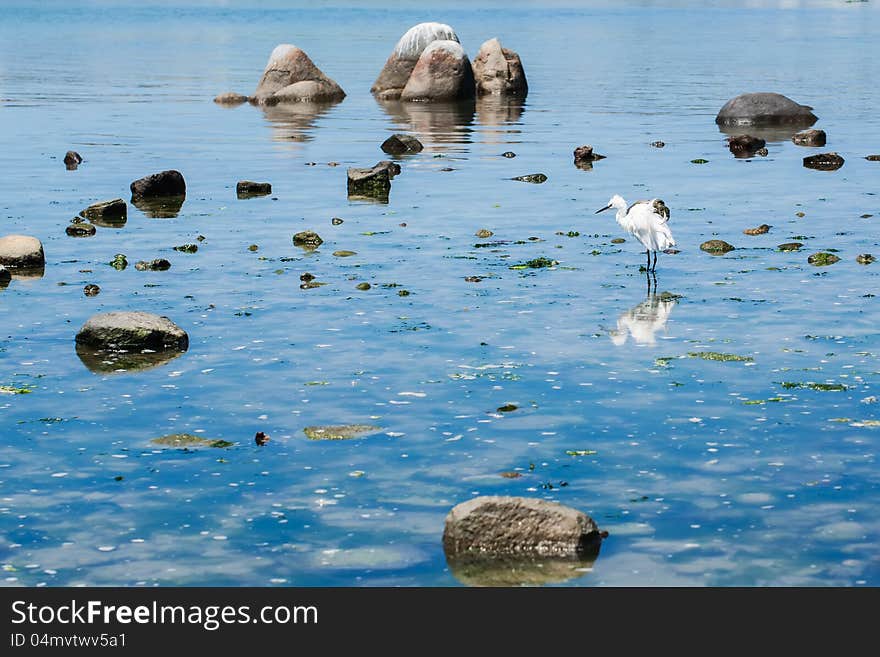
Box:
[792,129,826,147]
[252,45,345,105]
[400,40,475,102]
[371,22,460,100]
[472,38,527,97]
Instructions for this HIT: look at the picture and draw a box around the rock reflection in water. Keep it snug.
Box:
[75,344,185,374]
[376,98,475,147]
[446,547,600,587]
[475,95,525,145]
[259,99,342,144]
[131,195,185,219]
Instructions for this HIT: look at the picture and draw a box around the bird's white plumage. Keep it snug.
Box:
[606,194,675,252]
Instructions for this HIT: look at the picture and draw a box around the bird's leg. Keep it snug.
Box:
[645,250,650,272]
[650,251,658,272]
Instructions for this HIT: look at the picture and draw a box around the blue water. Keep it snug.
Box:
[1,1,878,586]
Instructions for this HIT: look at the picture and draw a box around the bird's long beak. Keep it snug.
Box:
[595,204,612,214]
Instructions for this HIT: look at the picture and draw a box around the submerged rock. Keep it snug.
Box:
[80,199,127,226]
[356,282,371,291]
[371,22,460,100]
[475,228,494,238]
[83,284,100,297]
[151,434,232,449]
[778,242,803,252]
[108,254,128,270]
[715,92,817,126]
[66,219,96,237]
[251,44,345,104]
[213,92,250,105]
[511,173,547,183]
[236,180,272,198]
[700,239,735,254]
[303,424,382,440]
[443,496,604,559]
[130,170,186,199]
[173,244,198,253]
[76,311,188,352]
[792,129,826,147]
[380,133,424,155]
[803,152,844,171]
[808,252,840,266]
[573,145,605,170]
[866,155,880,162]
[255,431,270,446]
[501,151,516,158]
[726,134,766,156]
[743,224,771,235]
[472,37,528,97]
[134,258,171,271]
[64,150,83,170]
[292,230,323,249]
[400,40,475,102]
[0,235,45,270]
[651,140,665,148]
[856,254,875,265]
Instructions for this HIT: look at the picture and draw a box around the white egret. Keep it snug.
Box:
[596,195,675,272]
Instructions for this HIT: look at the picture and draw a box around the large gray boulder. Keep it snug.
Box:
[252,45,345,105]
[472,38,527,97]
[0,235,45,269]
[371,22,460,100]
[400,40,475,102]
[75,311,188,352]
[443,496,603,558]
[716,92,817,126]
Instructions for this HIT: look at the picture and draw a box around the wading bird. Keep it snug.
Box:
[595,195,675,272]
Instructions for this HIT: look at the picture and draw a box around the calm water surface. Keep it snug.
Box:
[1,1,879,586]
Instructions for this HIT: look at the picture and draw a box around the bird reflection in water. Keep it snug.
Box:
[609,277,677,347]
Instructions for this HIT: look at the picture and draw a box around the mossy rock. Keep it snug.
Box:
[303,424,382,441]
[700,240,734,254]
[778,242,803,252]
[151,433,233,448]
[807,252,840,266]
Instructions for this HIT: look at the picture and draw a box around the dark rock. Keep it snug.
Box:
[347,161,399,199]
[380,133,423,155]
[856,254,875,265]
[130,170,186,200]
[743,224,771,235]
[252,44,345,104]
[0,235,45,269]
[808,252,840,266]
[726,134,766,157]
[299,272,315,282]
[108,254,128,270]
[213,92,249,105]
[331,217,344,225]
[778,242,803,252]
[866,155,880,162]
[700,239,735,254]
[75,311,188,352]
[715,92,817,126]
[792,129,826,147]
[472,38,527,97]
[755,147,768,156]
[371,22,460,100]
[134,258,171,271]
[173,244,198,253]
[803,152,844,171]
[400,40,475,102]
[64,150,83,170]
[83,284,100,297]
[80,199,127,226]
[236,180,272,198]
[651,141,665,148]
[292,231,323,249]
[442,496,604,558]
[0,265,11,286]
[255,431,270,446]
[511,173,547,183]
[573,145,605,169]
[66,221,96,237]
[501,151,516,158]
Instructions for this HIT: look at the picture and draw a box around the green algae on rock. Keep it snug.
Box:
[303,424,382,440]
[509,256,558,270]
[807,252,840,266]
[151,433,233,448]
[688,351,754,362]
[779,381,847,391]
[700,240,734,254]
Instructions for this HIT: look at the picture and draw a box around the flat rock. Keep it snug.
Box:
[80,198,127,225]
[380,133,423,155]
[130,170,186,199]
[472,37,528,97]
[0,234,45,269]
[803,152,844,171]
[400,40,475,102]
[700,239,735,254]
[443,496,603,558]
[792,129,826,147]
[75,311,188,352]
[236,180,272,197]
[716,92,817,126]
[303,424,382,440]
[371,22,460,100]
[252,44,345,104]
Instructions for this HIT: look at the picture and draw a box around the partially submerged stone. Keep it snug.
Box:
[856,254,875,265]
[743,224,771,235]
[866,155,880,162]
[778,242,803,252]
[380,133,424,155]
[83,284,100,297]
[443,496,604,558]
[75,311,188,352]
[252,44,345,104]
[292,230,323,249]
[66,220,96,237]
[213,92,250,105]
[371,22,460,100]
[472,37,527,97]
[151,433,232,449]
[715,92,817,126]
[700,239,735,254]
[808,252,840,266]
[80,198,127,226]
[0,234,45,270]
[792,129,826,147]
[573,145,605,170]
[347,161,399,200]
[803,152,844,171]
[134,258,171,271]
[64,150,83,170]
[475,228,494,238]
[303,424,382,440]
[236,180,272,198]
[511,173,547,183]
[130,170,186,199]
[726,134,765,156]
[400,40,475,102]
